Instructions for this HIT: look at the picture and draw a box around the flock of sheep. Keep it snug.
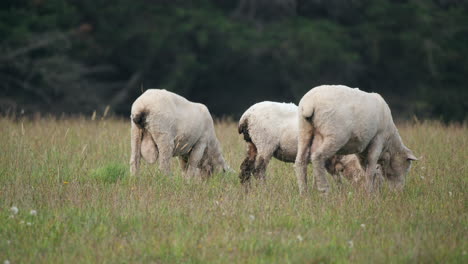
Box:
[129,85,417,194]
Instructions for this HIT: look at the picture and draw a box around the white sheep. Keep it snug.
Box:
[326,155,384,187]
[238,101,379,185]
[295,85,417,194]
[130,89,230,177]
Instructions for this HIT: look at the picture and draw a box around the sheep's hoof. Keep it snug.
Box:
[365,183,375,194]
[317,187,330,196]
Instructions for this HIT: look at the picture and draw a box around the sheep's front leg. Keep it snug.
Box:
[364,139,384,193]
[130,122,142,175]
[155,134,174,176]
[186,142,206,178]
[373,164,384,190]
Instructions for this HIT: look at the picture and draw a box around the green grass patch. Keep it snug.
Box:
[90,162,128,184]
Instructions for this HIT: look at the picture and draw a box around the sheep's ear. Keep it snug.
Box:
[406,150,418,161]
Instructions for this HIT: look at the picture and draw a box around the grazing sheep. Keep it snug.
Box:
[325,155,384,187]
[295,85,417,194]
[130,89,230,177]
[238,101,379,186]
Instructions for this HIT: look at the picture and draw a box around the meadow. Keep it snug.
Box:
[0,116,466,263]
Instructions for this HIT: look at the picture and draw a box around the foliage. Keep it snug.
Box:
[0,117,466,262]
[0,0,467,121]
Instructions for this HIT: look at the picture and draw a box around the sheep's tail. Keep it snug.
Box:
[300,103,315,123]
[130,118,144,175]
[300,103,315,142]
[296,103,315,166]
[238,115,252,142]
[132,109,149,129]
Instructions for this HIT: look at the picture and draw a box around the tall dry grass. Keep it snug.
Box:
[0,117,466,263]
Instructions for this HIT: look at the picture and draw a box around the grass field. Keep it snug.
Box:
[0,117,467,263]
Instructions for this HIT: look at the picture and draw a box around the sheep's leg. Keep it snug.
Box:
[141,130,158,164]
[252,150,273,182]
[294,120,314,195]
[239,142,257,184]
[333,171,343,184]
[310,137,339,194]
[130,122,142,175]
[331,168,343,185]
[218,155,231,173]
[186,142,207,178]
[200,157,214,177]
[155,134,174,176]
[364,139,384,193]
[178,156,189,176]
[373,164,384,190]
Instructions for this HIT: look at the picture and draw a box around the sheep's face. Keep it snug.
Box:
[203,141,230,174]
[382,149,417,189]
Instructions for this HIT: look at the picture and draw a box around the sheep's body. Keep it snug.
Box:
[295,85,416,194]
[238,101,376,184]
[238,102,298,183]
[239,102,298,161]
[130,89,230,177]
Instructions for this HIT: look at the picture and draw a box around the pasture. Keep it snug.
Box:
[0,117,466,263]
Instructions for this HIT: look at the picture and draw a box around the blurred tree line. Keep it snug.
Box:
[1,0,467,121]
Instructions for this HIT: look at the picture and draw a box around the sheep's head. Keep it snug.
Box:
[204,140,231,175]
[325,156,342,175]
[381,148,417,189]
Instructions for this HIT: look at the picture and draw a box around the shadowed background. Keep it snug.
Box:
[1,0,467,121]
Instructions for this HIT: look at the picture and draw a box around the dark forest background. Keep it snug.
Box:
[1,0,467,121]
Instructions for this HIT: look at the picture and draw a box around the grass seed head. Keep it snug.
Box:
[10,206,18,215]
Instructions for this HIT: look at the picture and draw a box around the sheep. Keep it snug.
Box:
[238,101,380,186]
[295,85,417,194]
[130,89,230,178]
[325,155,384,187]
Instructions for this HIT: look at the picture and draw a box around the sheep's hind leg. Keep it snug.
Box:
[294,119,314,195]
[178,156,189,177]
[311,138,341,194]
[186,142,207,179]
[239,142,257,185]
[252,149,273,183]
[141,130,158,164]
[155,134,174,176]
